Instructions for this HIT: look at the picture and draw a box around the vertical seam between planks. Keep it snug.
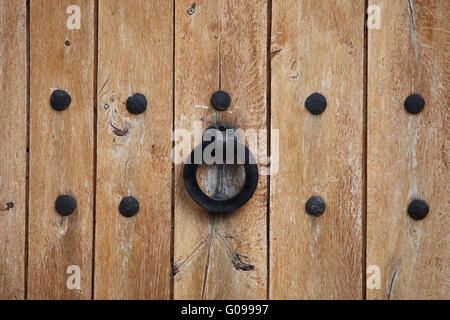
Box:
[91,0,99,300]
[24,0,31,300]
[266,0,272,301]
[363,0,369,301]
[170,0,176,301]
[218,2,222,90]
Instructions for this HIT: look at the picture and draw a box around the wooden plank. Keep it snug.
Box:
[0,0,27,300]
[28,0,95,299]
[367,0,449,300]
[94,0,173,299]
[174,0,268,299]
[270,0,365,299]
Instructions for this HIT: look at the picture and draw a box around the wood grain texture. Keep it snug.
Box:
[270,0,365,299]
[174,0,268,300]
[28,0,95,299]
[367,0,449,300]
[94,0,173,299]
[1,0,447,301]
[0,0,27,300]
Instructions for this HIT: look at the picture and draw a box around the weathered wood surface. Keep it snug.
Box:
[95,0,173,299]
[174,0,268,299]
[28,0,95,299]
[0,0,448,300]
[270,0,365,299]
[0,0,27,300]
[367,0,449,300]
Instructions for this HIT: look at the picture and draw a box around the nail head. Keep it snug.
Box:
[305,93,327,115]
[50,90,72,111]
[211,91,231,111]
[405,94,425,114]
[305,196,325,217]
[126,93,147,115]
[119,196,140,218]
[408,199,429,220]
[55,195,77,216]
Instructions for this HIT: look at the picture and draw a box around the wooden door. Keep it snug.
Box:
[28,0,95,299]
[94,0,173,300]
[173,0,268,300]
[0,0,448,300]
[367,0,449,300]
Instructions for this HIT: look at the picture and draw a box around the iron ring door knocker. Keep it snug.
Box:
[183,124,259,213]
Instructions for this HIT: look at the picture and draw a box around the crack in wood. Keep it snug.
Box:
[270,48,282,55]
[122,158,129,192]
[406,0,420,64]
[173,236,209,276]
[201,217,216,299]
[110,119,129,137]
[217,231,255,272]
[99,72,111,97]
[387,261,401,300]
[232,253,255,271]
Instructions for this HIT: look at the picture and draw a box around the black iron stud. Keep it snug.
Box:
[50,90,72,111]
[405,94,425,114]
[408,199,429,220]
[55,195,77,216]
[211,91,231,111]
[119,196,140,218]
[305,93,327,115]
[126,93,147,115]
[305,196,325,217]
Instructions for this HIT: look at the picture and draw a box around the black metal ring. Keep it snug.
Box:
[183,138,259,213]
